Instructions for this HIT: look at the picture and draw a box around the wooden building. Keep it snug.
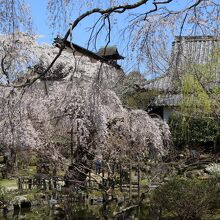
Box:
[143,35,220,121]
[96,47,124,62]
[54,37,124,69]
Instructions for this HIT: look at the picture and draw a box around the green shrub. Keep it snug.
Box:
[151,177,220,220]
[169,114,219,148]
[0,185,9,203]
[29,153,38,166]
[121,89,159,110]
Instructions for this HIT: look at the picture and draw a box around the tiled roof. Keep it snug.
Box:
[143,74,175,92]
[154,94,182,106]
[142,35,220,106]
[170,36,220,68]
[53,37,122,69]
[97,47,124,59]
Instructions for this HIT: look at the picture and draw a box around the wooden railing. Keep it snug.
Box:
[17,176,64,191]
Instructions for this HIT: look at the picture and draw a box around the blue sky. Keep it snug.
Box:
[25,0,134,70]
[26,0,53,43]
[24,0,192,73]
[26,0,122,48]
[25,0,188,42]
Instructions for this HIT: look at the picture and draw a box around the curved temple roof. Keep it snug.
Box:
[96,47,124,60]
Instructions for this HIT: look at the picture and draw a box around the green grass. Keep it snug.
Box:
[16,166,37,176]
[89,190,103,197]
[140,179,149,186]
[0,179,17,188]
[202,211,220,220]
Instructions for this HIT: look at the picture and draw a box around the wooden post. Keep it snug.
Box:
[129,114,133,201]
[89,171,91,187]
[43,179,47,190]
[37,178,41,189]
[70,127,74,164]
[102,163,105,188]
[119,163,122,192]
[18,178,22,190]
[28,178,32,190]
[48,179,52,190]
[137,159,141,200]
[53,179,57,189]
[129,158,132,201]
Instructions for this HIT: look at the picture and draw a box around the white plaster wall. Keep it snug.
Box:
[163,107,174,122]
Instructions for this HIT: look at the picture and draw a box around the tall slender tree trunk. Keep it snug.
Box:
[137,159,141,200]
[129,158,132,201]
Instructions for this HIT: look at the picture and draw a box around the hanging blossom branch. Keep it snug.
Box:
[30,0,203,79]
[0,0,206,88]
[0,0,186,88]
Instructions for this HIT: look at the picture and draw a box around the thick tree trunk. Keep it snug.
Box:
[5,148,16,177]
[64,145,94,188]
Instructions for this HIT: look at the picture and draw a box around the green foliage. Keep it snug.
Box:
[180,60,220,117]
[171,59,220,148]
[169,113,219,147]
[0,185,8,202]
[0,143,5,151]
[122,89,159,110]
[181,73,212,115]
[0,179,17,188]
[119,71,159,110]
[16,166,37,177]
[0,184,16,203]
[29,154,38,166]
[151,177,220,220]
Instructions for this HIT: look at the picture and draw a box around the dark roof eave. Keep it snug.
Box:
[53,37,122,69]
[101,54,125,60]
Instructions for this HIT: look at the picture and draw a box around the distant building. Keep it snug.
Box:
[143,36,220,121]
[54,37,124,69]
[96,46,124,64]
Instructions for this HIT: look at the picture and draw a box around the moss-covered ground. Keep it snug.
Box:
[0,179,17,189]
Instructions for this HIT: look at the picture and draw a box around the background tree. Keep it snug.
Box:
[45,0,220,75]
[0,0,219,184]
[169,54,220,149]
[1,0,220,85]
[0,0,32,34]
